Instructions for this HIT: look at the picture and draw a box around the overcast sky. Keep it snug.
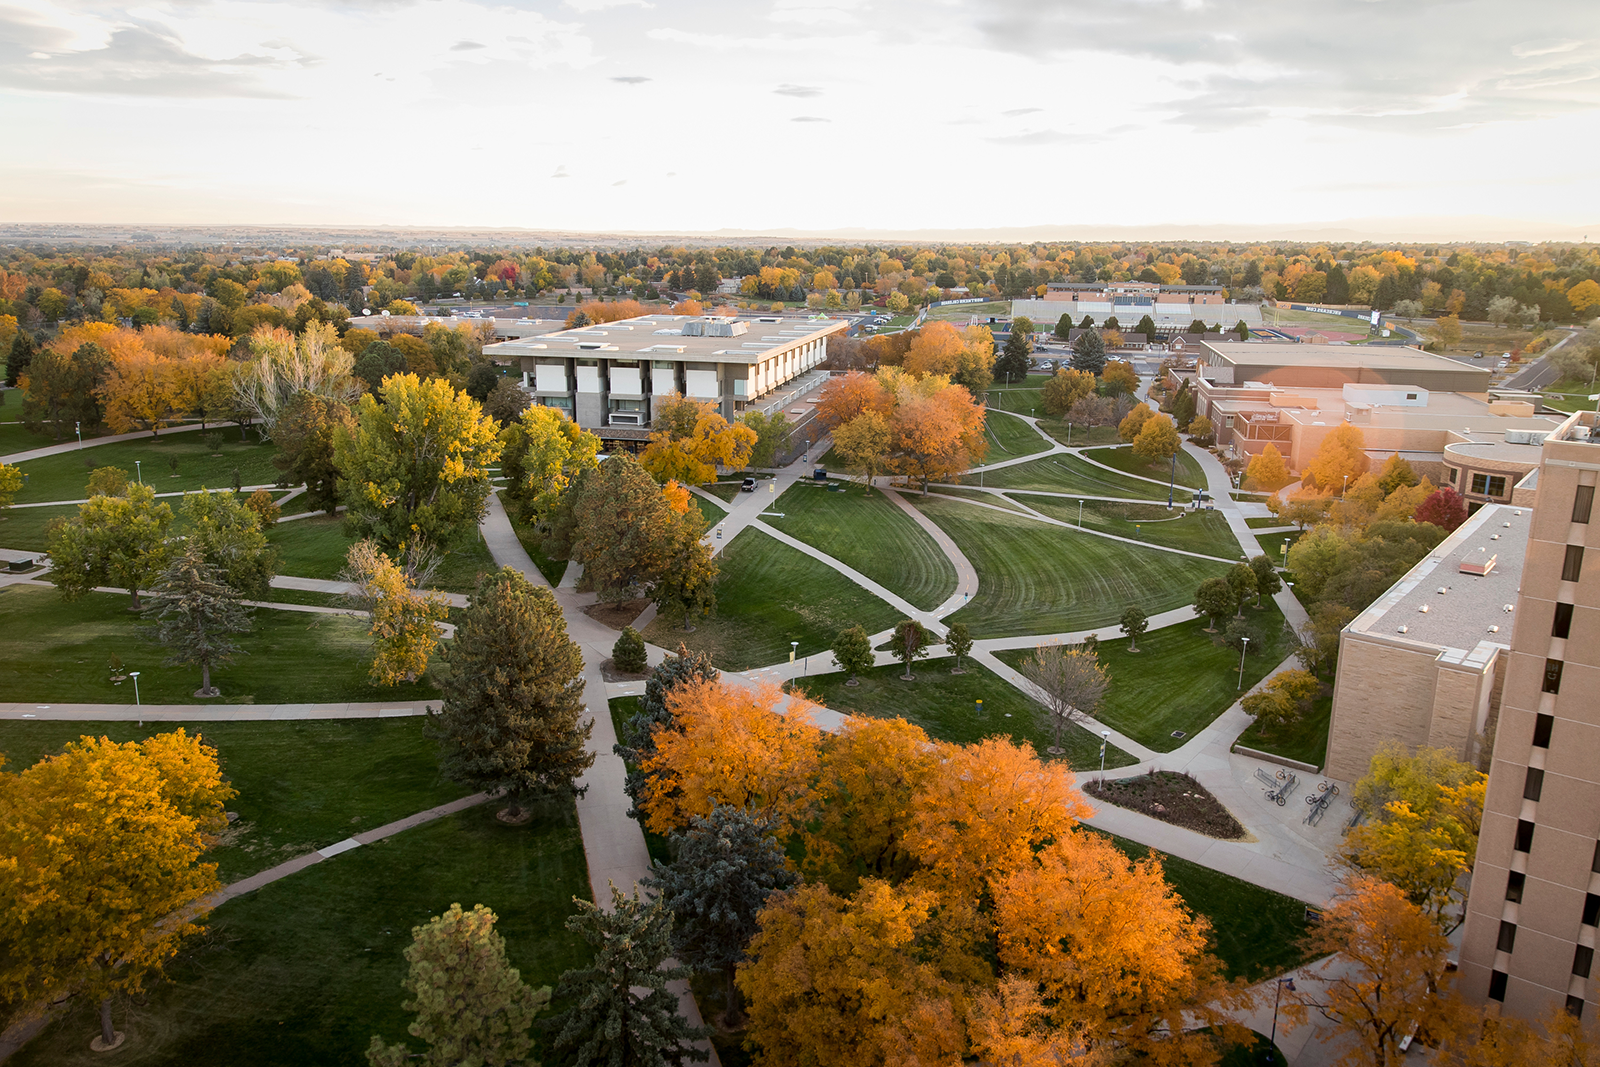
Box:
[2,0,1597,237]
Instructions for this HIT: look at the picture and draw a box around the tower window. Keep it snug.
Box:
[1524,767,1545,801]
[1497,921,1518,953]
[1534,714,1555,748]
[1575,485,1594,524]
[1489,970,1508,1001]
[1567,996,1585,1019]
[1544,660,1565,695]
[1515,820,1536,853]
[1564,545,1585,582]
[1506,871,1526,904]
[1584,893,1600,926]
[1576,946,1594,979]
[1553,602,1574,639]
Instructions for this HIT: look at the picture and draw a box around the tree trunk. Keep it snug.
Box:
[723,963,744,1029]
[199,662,213,696]
[99,998,115,1048]
[128,588,142,611]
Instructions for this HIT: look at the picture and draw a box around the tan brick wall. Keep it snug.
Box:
[1326,633,1440,782]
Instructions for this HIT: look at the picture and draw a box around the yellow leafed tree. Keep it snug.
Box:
[341,541,451,685]
[1303,423,1370,494]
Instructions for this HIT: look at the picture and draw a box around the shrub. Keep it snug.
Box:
[612,626,647,674]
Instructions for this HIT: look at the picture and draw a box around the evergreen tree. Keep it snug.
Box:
[616,643,719,817]
[831,624,874,685]
[995,329,1032,384]
[1249,555,1282,606]
[1134,314,1157,340]
[1070,329,1106,374]
[945,621,973,671]
[645,805,797,1028]
[5,331,34,388]
[352,341,408,391]
[1078,314,1094,329]
[143,544,253,697]
[543,887,710,1067]
[1053,313,1072,341]
[1234,319,1251,339]
[367,904,550,1067]
[427,566,593,816]
[613,625,647,674]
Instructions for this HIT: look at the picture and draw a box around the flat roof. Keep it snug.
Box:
[1348,504,1530,654]
[1200,341,1477,374]
[482,313,847,364]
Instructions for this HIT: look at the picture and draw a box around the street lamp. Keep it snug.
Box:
[1099,729,1110,779]
[1341,473,1349,498]
[1066,420,1073,447]
[130,670,142,727]
[1266,977,1296,1064]
[1281,537,1291,562]
[135,460,142,484]
[1077,499,1084,527]
[790,640,798,666]
[1167,450,1177,509]
[1236,637,1250,690]
[76,421,82,449]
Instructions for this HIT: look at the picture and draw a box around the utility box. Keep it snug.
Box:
[813,468,828,481]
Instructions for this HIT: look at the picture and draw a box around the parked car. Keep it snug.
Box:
[741,477,757,492]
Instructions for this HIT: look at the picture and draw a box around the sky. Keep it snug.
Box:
[2,0,1598,238]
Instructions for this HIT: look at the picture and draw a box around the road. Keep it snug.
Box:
[1502,329,1578,391]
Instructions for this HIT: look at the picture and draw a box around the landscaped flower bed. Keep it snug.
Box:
[1087,770,1247,840]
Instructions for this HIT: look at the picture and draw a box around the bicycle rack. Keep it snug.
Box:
[1305,781,1341,826]
[1255,767,1298,807]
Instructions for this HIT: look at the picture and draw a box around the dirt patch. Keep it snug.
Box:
[600,659,650,683]
[583,598,649,630]
[1087,770,1247,840]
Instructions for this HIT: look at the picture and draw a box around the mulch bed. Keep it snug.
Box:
[1086,770,1247,840]
[583,598,649,630]
[600,659,650,683]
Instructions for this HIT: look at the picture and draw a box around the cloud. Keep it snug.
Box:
[0,18,289,98]
[775,83,821,97]
[564,0,652,10]
[612,179,627,186]
[450,40,485,51]
[986,129,1080,145]
[769,1,861,26]
[611,75,650,83]
[552,165,571,178]
[647,27,813,52]
[791,115,829,122]
[1002,107,1042,116]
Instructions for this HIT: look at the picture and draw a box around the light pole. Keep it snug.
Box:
[1099,729,1110,779]
[1236,637,1250,690]
[1077,499,1083,527]
[1267,977,1296,1064]
[1167,450,1177,509]
[135,460,142,484]
[1067,420,1073,447]
[76,421,82,449]
[130,670,142,727]
[790,640,798,666]
[1341,473,1349,498]
[1281,537,1290,563]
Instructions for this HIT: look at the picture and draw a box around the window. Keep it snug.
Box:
[1584,893,1600,926]
[1515,819,1536,853]
[1554,602,1575,639]
[1448,467,1458,484]
[1506,871,1527,904]
[1471,473,1507,496]
[1489,970,1509,1002]
[1534,713,1555,748]
[1566,995,1585,1019]
[1578,946,1595,979]
[1592,840,1600,874]
[1576,485,1595,524]
[1564,545,1585,583]
[1406,393,1419,401]
[1544,660,1565,694]
[1524,768,1545,802]
[1497,921,1518,953]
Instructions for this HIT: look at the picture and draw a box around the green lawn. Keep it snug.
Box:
[642,527,901,671]
[607,696,672,868]
[1245,516,1292,529]
[984,380,1046,417]
[927,300,1010,321]
[701,481,746,503]
[1014,496,1237,558]
[982,410,1051,460]
[0,717,463,883]
[511,522,569,587]
[266,515,492,595]
[792,657,1136,773]
[12,433,279,505]
[694,495,727,527]
[996,600,1294,752]
[766,482,957,610]
[1236,686,1332,770]
[9,801,591,1067]
[980,454,1170,500]
[0,502,79,550]
[1037,418,1121,448]
[913,497,1229,639]
[1098,831,1314,981]
[1257,530,1304,560]
[1081,444,1207,490]
[927,486,1029,512]
[0,584,441,705]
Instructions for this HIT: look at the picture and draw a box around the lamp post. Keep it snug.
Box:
[1099,729,1110,779]
[1167,450,1177,509]
[1282,537,1291,563]
[1236,636,1250,690]
[1077,499,1084,527]
[130,670,142,727]
[135,460,142,484]
[76,421,82,449]
[1341,473,1349,498]
[1067,420,1073,447]
[790,640,798,666]
[1266,977,1296,1064]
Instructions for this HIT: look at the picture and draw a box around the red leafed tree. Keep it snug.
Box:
[1413,486,1468,532]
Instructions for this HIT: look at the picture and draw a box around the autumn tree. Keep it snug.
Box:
[885,371,987,493]
[1442,1006,1600,1067]
[99,348,185,434]
[888,618,932,680]
[641,393,758,484]
[335,372,503,553]
[1041,366,1097,416]
[1341,743,1486,931]
[832,623,875,684]
[271,392,354,514]
[1119,605,1148,651]
[0,462,22,513]
[341,541,451,685]
[1303,422,1370,494]
[615,643,719,818]
[234,322,358,433]
[1286,875,1457,1067]
[1248,554,1282,606]
[1132,411,1180,462]
[544,886,709,1067]
[1193,576,1235,632]
[946,621,973,671]
[1245,444,1292,492]
[832,409,892,491]
[143,544,254,697]
[0,731,235,1051]
[903,321,996,394]
[500,404,601,527]
[1241,669,1321,730]
[1020,642,1109,755]
[21,340,111,440]
[1100,361,1139,397]
[646,804,797,1027]
[1413,486,1468,532]
[740,409,791,468]
[815,370,890,430]
[1118,403,1153,442]
[47,480,175,609]
[367,903,550,1067]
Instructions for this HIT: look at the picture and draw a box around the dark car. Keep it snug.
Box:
[741,477,757,492]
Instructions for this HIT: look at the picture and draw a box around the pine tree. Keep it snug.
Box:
[427,566,593,817]
[367,903,550,1067]
[995,329,1032,383]
[645,805,797,1028]
[831,624,874,685]
[543,887,710,1067]
[616,643,719,818]
[613,626,647,674]
[1053,314,1072,341]
[1070,329,1106,374]
[5,331,34,388]
[143,544,253,697]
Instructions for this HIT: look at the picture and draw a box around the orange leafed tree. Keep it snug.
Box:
[883,371,987,494]
[1303,423,1370,494]
[902,321,969,379]
[566,299,648,327]
[816,370,891,430]
[636,678,823,837]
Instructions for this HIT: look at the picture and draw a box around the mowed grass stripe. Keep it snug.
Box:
[911,495,1229,638]
[1014,496,1237,557]
[767,482,955,610]
[1081,444,1207,490]
[983,410,1052,459]
[642,526,902,672]
[981,453,1171,500]
[13,432,279,505]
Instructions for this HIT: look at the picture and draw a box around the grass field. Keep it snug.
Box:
[1246,516,1292,529]
[1235,686,1333,769]
[927,300,1010,322]
[1098,831,1314,981]
[982,410,1051,460]
[0,420,124,457]
[766,482,957,610]
[995,600,1294,752]
[985,378,1047,417]
[642,527,901,671]
[694,495,727,526]
[1081,444,1207,490]
[0,501,79,550]
[981,454,1170,500]
[1015,496,1237,557]
[9,801,591,1067]
[792,657,1137,772]
[912,496,1230,638]
[12,433,279,505]
[927,486,1030,512]
[0,584,441,705]
[0,717,463,883]
[266,514,494,594]
[701,480,747,503]
[1257,530,1304,560]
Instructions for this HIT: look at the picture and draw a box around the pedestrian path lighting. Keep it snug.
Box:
[130,670,142,727]
[1077,499,1084,526]
[1236,636,1250,689]
[135,460,142,484]
[790,641,798,664]
[1267,977,1296,1063]
[1167,451,1177,508]
[1099,729,1110,778]
[1281,537,1290,562]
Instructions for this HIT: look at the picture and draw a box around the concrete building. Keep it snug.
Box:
[1039,280,1228,306]
[481,312,848,442]
[1199,342,1492,394]
[1012,297,1263,330]
[1323,504,1528,782]
[1458,409,1600,1023]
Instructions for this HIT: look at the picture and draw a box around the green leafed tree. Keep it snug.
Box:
[367,903,550,1067]
[0,462,21,513]
[1192,576,1235,632]
[1119,605,1148,652]
[1053,314,1073,341]
[645,804,798,1028]
[945,621,973,672]
[501,405,602,529]
[143,544,253,697]
[179,489,279,599]
[543,886,710,1067]
[47,481,175,610]
[1135,314,1157,340]
[613,625,647,674]
[426,566,593,817]
[740,410,792,469]
[272,393,354,514]
[831,624,875,685]
[995,329,1032,384]
[1248,554,1282,605]
[888,619,932,680]
[1226,562,1258,619]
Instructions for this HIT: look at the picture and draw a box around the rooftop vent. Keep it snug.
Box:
[1459,551,1497,576]
[1418,604,1430,613]
[1397,625,1409,633]
[1488,625,1500,633]
[1437,587,1449,594]
[1503,604,1514,613]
